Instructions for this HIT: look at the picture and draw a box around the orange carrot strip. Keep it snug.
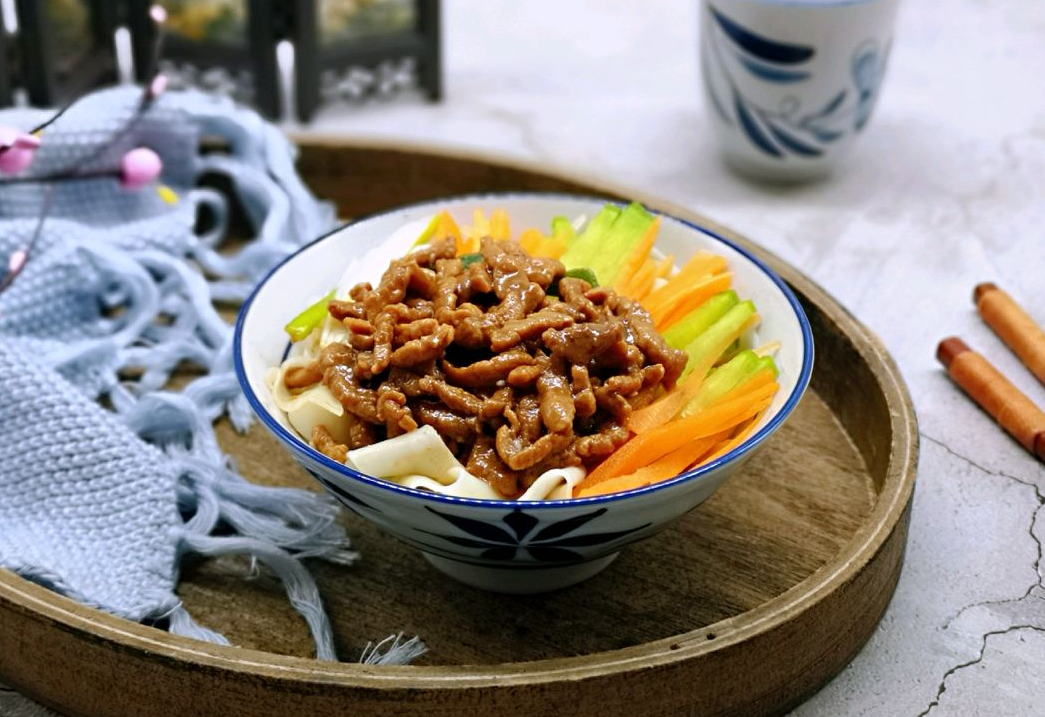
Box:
[693,406,771,469]
[575,431,728,497]
[613,217,661,293]
[654,272,734,330]
[619,258,657,301]
[643,252,727,313]
[626,365,705,436]
[472,209,490,238]
[578,382,779,490]
[518,228,543,255]
[534,235,568,259]
[627,313,760,434]
[654,253,675,279]
[490,209,510,241]
[433,211,464,253]
[632,263,660,302]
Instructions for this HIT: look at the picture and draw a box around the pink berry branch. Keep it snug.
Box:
[0,5,170,298]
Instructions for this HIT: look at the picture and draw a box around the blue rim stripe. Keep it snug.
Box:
[233,192,815,511]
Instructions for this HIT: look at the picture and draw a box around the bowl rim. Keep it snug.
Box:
[233,191,814,509]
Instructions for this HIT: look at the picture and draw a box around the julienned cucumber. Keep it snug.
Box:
[560,202,655,287]
[680,300,756,380]
[662,290,739,350]
[284,289,335,342]
[551,215,576,243]
[687,350,761,413]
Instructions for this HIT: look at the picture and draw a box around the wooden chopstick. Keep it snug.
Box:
[974,282,1045,387]
[937,337,1045,462]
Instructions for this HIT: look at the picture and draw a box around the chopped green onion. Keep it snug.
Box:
[564,267,599,286]
[460,252,484,267]
[548,267,599,297]
[284,289,335,343]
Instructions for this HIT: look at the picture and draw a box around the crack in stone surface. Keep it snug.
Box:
[915,434,1045,715]
[914,625,1045,717]
[922,432,1045,597]
[941,583,1040,631]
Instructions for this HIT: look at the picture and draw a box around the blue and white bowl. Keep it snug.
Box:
[234,194,814,593]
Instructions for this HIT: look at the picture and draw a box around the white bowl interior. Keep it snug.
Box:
[238,195,809,464]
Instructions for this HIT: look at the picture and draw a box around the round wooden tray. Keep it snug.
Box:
[0,138,917,717]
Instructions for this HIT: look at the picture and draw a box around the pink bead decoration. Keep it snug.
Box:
[0,125,38,175]
[120,148,162,189]
[149,74,168,98]
[8,249,26,275]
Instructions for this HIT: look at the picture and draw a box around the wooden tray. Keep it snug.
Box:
[0,138,917,717]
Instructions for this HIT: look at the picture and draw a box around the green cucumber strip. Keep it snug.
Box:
[716,338,742,366]
[559,204,621,271]
[562,202,655,287]
[752,355,779,379]
[680,300,756,381]
[662,290,739,350]
[410,213,440,248]
[551,215,576,243]
[284,289,335,342]
[681,350,760,416]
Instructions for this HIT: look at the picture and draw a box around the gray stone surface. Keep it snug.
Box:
[4,0,1044,714]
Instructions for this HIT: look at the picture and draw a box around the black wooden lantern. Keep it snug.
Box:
[0,0,441,121]
[12,0,119,106]
[291,0,441,121]
[127,0,283,119]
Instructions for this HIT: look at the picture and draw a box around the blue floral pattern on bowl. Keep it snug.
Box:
[704,4,891,160]
[418,506,651,563]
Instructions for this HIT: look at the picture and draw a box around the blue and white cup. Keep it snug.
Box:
[700,0,901,180]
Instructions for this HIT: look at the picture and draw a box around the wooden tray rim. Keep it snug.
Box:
[0,137,918,691]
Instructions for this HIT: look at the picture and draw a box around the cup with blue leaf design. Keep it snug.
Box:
[700,0,900,180]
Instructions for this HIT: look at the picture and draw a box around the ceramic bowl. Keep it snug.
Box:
[234,194,814,594]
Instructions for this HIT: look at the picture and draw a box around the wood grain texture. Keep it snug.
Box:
[0,139,918,717]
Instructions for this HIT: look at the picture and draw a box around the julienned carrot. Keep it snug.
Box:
[490,209,510,240]
[433,211,464,253]
[654,273,734,330]
[619,258,657,301]
[627,313,760,434]
[578,381,779,490]
[645,270,732,329]
[643,251,726,312]
[518,228,543,255]
[695,407,770,468]
[613,217,661,293]
[574,430,729,498]
[629,260,660,301]
[975,282,1045,388]
[654,254,675,279]
[472,209,490,238]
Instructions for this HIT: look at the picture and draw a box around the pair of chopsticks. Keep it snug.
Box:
[937,283,1045,462]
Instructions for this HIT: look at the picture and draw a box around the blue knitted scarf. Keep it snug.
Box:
[0,86,423,664]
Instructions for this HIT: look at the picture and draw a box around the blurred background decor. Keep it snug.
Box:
[0,0,441,120]
[9,0,120,107]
